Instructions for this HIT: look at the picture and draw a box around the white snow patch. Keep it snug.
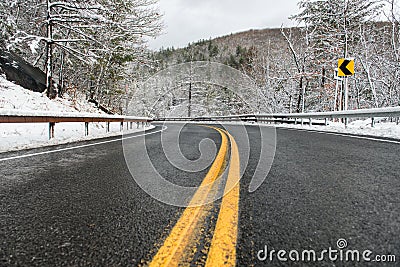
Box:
[0,77,153,153]
[29,39,40,54]
[275,118,400,140]
[0,77,100,112]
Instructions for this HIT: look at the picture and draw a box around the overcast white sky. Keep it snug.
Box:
[148,0,300,50]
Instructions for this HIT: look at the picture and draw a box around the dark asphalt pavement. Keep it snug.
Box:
[0,124,399,266]
[238,126,400,266]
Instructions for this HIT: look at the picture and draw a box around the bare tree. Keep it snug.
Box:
[3,0,162,103]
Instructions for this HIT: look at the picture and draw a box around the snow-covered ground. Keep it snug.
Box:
[0,76,153,153]
[274,118,400,140]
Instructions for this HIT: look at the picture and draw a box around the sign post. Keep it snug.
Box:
[337,58,355,111]
[333,68,343,112]
[337,58,355,125]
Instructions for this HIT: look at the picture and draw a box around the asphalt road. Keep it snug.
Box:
[0,124,399,266]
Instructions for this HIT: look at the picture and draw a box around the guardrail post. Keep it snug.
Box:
[325,118,328,126]
[371,117,375,128]
[397,117,399,125]
[309,118,312,126]
[120,122,123,131]
[294,118,297,125]
[106,122,110,133]
[85,122,89,136]
[344,118,348,128]
[49,122,55,139]
[130,122,133,129]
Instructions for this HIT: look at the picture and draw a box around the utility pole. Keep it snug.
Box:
[188,81,192,118]
[188,61,192,118]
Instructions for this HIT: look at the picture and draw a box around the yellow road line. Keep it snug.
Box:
[205,129,240,267]
[149,128,228,267]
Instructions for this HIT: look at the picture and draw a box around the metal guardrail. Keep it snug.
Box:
[3,107,398,139]
[153,107,400,127]
[0,109,152,139]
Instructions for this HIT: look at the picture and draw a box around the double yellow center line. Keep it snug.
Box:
[148,127,241,266]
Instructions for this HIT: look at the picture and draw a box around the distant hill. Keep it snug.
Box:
[213,27,300,52]
[143,20,398,117]
[149,27,305,113]
[152,27,301,70]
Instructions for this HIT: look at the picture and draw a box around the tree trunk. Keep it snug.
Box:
[58,51,65,97]
[46,0,56,99]
[297,76,303,113]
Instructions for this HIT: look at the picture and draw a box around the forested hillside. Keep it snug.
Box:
[150,0,400,115]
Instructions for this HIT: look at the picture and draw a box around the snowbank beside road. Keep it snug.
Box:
[167,118,400,141]
[275,119,400,140]
[0,76,152,153]
[0,122,151,153]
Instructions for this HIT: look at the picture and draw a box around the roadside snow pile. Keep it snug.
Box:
[0,76,101,113]
[0,76,152,153]
[277,118,400,140]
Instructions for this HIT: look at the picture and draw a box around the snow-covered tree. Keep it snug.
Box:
[292,0,383,60]
[354,0,400,108]
[290,0,384,111]
[2,0,162,102]
[88,0,162,108]
[0,1,13,47]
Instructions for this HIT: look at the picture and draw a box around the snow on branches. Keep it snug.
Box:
[1,0,163,100]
